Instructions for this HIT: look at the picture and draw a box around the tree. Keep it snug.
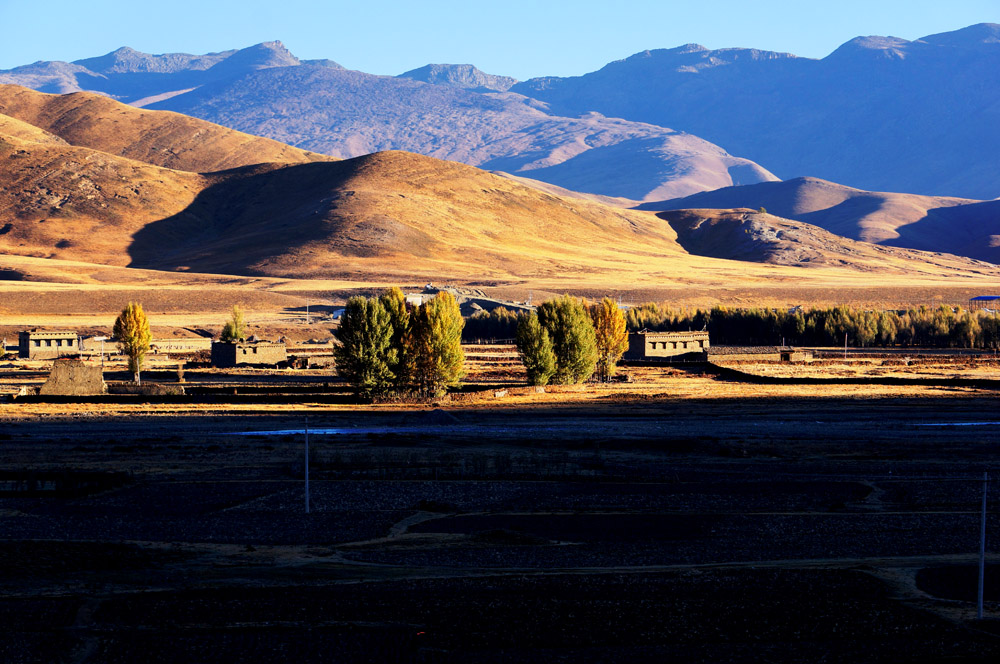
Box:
[590,297,629,382]
[405,291,465,397]
[220,304,246,342]
[536,295,597,384]
[379,286,411,387]
[113,301,151,384]
[333,296,395,396]
[516,312,556,386]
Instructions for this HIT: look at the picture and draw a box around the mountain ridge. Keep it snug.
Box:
[0,42,778,201]
[510,23,1000,199]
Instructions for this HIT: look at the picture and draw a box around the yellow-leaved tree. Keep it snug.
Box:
[590,297,628,382]
[113,301,152,384]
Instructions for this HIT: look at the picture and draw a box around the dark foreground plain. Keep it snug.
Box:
[2,393,1000,663]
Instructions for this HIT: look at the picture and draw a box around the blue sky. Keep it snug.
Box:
[1,0,996,78]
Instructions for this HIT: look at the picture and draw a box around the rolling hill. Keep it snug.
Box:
[512,24,1000,199]
[0,84,332,173]
[643,177,1000,263]
[1,86,998,309]
[656,208,996,276]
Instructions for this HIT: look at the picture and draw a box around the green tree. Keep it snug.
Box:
[379,286,411,386]
[334,296,395,396]
[405,291,465,397]
[590,297,629,382]
[536,295,598,384]
[220,304,246,342]
[516,312,556,386]
[113,301,151,384]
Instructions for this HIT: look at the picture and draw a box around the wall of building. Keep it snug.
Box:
[625,332,710,360]
[211,342,287,368]
[19,332,79,360]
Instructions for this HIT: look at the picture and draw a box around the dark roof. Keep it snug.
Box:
[707,346,789,355]
[970,296,1000,301]
[635,329,708,337]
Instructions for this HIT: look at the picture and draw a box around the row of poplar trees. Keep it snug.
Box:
[335,291,630,394]
[334,287,464,397]
[516,295,628,386]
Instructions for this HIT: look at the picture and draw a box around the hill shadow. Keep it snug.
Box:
[127,159,437,275]
[885,200,1000,264]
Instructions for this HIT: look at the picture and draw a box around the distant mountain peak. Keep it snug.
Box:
[398,64,517,92]
[73,46,237,75]
[611,43,799,72]
[302,58,345,70]
[213,41,300,70]
[921,22,1000,47]
[826,35,912,61]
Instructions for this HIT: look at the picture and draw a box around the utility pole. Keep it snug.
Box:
[844,332,848,360]
[979,471,988,619]
[93,336,108,369]
[305,418,310,515]
[306,303,311,325]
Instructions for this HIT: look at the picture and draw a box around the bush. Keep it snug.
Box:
[220,304,246,342]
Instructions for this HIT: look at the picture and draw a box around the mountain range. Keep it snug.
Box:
[513,24,1000,199]
[0,43,776,202]
[2,25,998,202]
[2,85,994,291]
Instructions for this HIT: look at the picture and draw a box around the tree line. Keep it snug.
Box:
[337,292,631,393]
[625,303,1000,348]
[465,300,1000,349]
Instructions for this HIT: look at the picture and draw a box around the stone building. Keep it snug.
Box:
[624,330,710,360]
[18,330,80,360]
[211,339,287,368]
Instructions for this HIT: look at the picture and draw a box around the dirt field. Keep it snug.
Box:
[2,361,1000,662]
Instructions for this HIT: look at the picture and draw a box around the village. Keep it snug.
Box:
[6,286,1000,404]
[0,274,857,404]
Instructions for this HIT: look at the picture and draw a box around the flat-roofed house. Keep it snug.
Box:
[18,330,80,360]
[211,339,288,368]
[624,330,710,360]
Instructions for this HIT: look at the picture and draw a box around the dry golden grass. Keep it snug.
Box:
[1,86,999,315]
[0,84,333,172]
